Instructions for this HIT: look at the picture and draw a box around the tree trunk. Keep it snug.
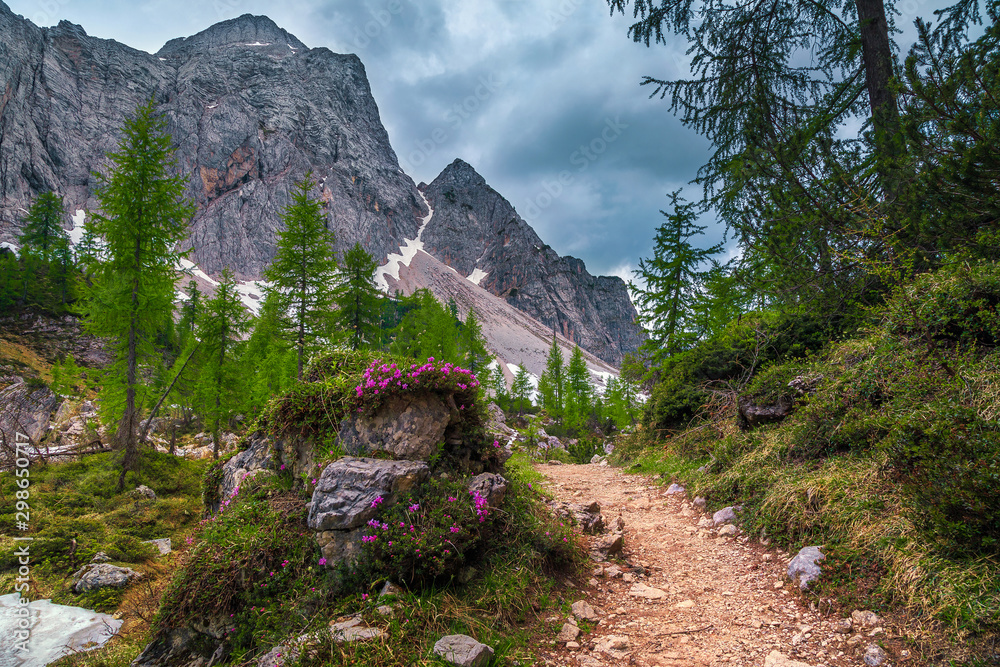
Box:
[855,0,904,200]
[212,338,224,460]
[117,247,141,491]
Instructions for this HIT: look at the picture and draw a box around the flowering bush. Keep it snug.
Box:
[353,358,480,416]
[357,478,496,585]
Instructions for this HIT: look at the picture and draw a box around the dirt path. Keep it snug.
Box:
[532,462,899,667]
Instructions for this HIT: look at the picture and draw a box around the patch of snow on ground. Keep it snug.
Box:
[178,259,219,286]
[69,209,86,246]
[0,241,18,254]
[235,280,269,315]
[506,362,539,400]
[467,268,489,285]
[0,593,122,666]
[375,192,434,292]
[246,42,271,46]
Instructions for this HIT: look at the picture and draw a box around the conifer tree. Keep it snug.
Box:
[487,361,509,405]
[565,346,594,430]
[333,242,382,350]
[264,174,338,380]
[80,99,194,488]
[197,268,250,458]
[540,334,565,420]
[243,289,297,413]
[512,363,533,415]
[0,251,21,310]
[178,280,201,349]
[630,192,723,362]
[459,308,490,374]
[19,192,68,263]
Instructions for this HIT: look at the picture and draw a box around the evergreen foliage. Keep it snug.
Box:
[242,290,297,416]
[539,335,565,419]
[196,268,250,458]
[511,363,532,415]
[18,191,68,263]
[80,99,194,486]
[264,174,338,380]
[564,346,593,430]
[459,308,491,375]
[332,242,383,350]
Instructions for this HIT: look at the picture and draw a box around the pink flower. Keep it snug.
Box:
[318,558,327,566]
[371,496,384,508]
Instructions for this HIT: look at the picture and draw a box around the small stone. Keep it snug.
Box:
[622,572,635,583]
[851,610,882,629]
[132,485,157,500]
[594,634,629,659]
[693,496,707,509]
[674,599,695,609]
[763,650,815,667]
[712,506,737,526]
[833,618,853,633]
[629,583,668,600]
[863,644,888,666]
[143,538,171,555]
[787,546,825,590]
[566,641,580,650]
[556,623,581,643]
[380,581,404,598]
[376,605,394,617]
[665,483,685,495]
[773,581,784,589]
[90,552,111,563]
[718,524,738,537]
[697,517,714,529]
[432,634,495,667]
[591,533,623,560]
[571,600,600,622]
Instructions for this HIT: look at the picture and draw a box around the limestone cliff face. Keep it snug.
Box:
[0,4,425,279]
[421,159,645,365]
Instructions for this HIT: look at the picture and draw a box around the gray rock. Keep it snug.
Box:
[833,618,853,633]
[738,395,794,430]
[665,483,685,495]
[308,457,429,531]
[315,529,364,565]
[329,616,385,643]
[216,431,274,511]
[718,524,739,537]
[379,581,404,598]
[337,394,455,460]
[571,600,599,622]
[787,546,825,590]
[72,563,141,593]
[551,500,604,534]
[90,552,111,563]
[467,472,508,507]
[591,533,623,560]
[422,160,645,365]
[133,485,157,500]
[432,634,494,667]
[788,374,824,396]
[555,622,581,642]
[589,454,605,464]
[763,651,815,667]
[693,496,707,509]
[143,538,171,556]
[863,644,888,666]
[851,610,882,629]
[713,506,738,526]
[0,377,59,448]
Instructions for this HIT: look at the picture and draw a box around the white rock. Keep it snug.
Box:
[433,634,495,667]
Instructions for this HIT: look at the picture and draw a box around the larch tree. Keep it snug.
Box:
[333,242,383,350]
[511,363,533,415]
[539,334,566,420]
[264,174,338,380]
[197,268,250,459]
[80,99,194,489]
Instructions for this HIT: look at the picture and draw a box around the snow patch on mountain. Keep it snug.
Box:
[375,192,434,292]
[467,268,488,285]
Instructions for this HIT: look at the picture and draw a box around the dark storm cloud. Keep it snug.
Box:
[6,0,724,280]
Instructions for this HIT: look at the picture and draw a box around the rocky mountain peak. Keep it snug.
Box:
[157,14,306,57]
[435,159,489,189]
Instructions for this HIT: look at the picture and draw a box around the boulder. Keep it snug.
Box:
[216,432,274,510]
[315,530,365,564]
[337,394,456,460]
[738,395,794,430]
[71,563,141,593]
[571,600,600,622]
[712,506,739,527]
[432,634,494,667]
[665,483,685,495]
[467,473,508,507]
[787,546,825,590]
[308,457,429,531]
[0,377,59,448]
[132,485,157,500]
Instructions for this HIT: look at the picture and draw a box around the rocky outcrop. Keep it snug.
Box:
[0,376,59,450]
[337,394,457,461]
[421,160,645,365]
[0,5,424,278]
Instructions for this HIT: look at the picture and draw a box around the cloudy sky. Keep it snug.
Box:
[5,0,947,282]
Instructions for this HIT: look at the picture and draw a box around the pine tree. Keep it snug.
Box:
[540,334,565,420]
[333,242,383,350]
[630,192,724,362]
[511,363,532,416]
[487,361,509,405]
[565,346,594,430]
[243,289,297,413]
[459,308,490,374]
[178,280,201,349]
[197,268,250,459]
[0,251,21,310]
[264,174,338,380]
[80,99,194,488]
[19,192,68,263]
[391,289,461,364]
